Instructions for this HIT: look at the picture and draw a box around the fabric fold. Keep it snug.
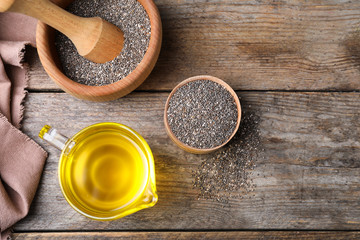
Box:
[0,12,47,240]
[0,41,30,129]
[0,114,47,234]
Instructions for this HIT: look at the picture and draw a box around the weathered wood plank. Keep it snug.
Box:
[17,91,360,230]
[27,0,360,91]
[12,231,360,240]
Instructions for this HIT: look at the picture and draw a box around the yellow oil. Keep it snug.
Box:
[63,130,149,212]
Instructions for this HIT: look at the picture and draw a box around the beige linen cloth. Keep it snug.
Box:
[0,13,47,240]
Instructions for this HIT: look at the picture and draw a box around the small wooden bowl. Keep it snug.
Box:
[164,75,242,154]
[36,0,162,101]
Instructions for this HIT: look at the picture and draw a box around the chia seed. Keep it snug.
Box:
[193,110,262,203]
[55,0,151,86]
[167,80,238,149]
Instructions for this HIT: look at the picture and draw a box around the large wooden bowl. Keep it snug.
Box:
[164,75,242,154]
[36,0,162,101]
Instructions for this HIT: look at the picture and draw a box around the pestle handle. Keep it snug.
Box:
[0,0,15,12]
[4,0,88,42]
[0,0,124,63]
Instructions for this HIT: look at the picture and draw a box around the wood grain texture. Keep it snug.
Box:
[17,91,360,231]
[28,0,360,91]
[12,231,360,239]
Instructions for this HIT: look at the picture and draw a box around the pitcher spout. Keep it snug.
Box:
[142,184,158,207]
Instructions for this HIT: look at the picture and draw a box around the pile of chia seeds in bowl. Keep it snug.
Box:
[166,79,238,149]
[55,0,151,86]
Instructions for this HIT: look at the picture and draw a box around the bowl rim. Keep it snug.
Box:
[36,0,162,101]
[164,75,242,154]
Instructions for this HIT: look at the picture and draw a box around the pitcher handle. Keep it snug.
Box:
[39,125,69,151]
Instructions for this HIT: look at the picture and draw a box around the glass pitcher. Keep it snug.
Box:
[39,122,158,220]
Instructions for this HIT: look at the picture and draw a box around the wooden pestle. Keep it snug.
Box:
[0,0,124,63]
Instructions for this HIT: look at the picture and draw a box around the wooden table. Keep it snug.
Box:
[14,0,360,239]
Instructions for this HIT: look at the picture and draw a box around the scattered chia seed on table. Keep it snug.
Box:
[55,0,151,86]
[167,80,238,149]
[193,111,262,203]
